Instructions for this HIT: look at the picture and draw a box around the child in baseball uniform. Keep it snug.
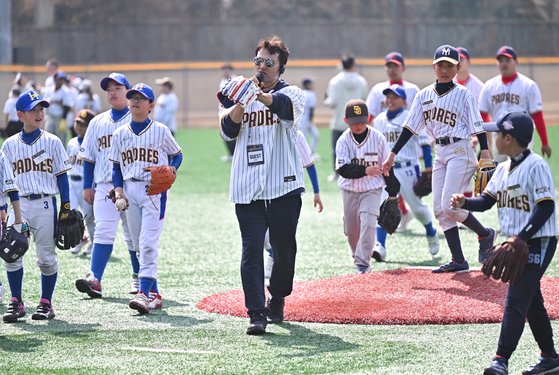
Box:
[383,45,496,273]
[451,111,559,375]
[2,90,72,322]
[110,83,182,314]
[336,99,399,274]
[67,109,95,255]
[372,85,439,261]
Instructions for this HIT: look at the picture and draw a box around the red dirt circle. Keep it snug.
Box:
[197,268,559,325]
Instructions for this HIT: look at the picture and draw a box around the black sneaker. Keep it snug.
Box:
[522,354,559,374]
[246,313,267,335]
[3,297,25,323]
[484,356,508,375]
[31,298,55,320]
[267,296,285,324]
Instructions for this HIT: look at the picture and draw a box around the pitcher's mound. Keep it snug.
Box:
[197,268,559,325]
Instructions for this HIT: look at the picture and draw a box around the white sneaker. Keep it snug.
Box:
[129,292,150,314]
[70,236,89,255]
[427,234,440,256]
[372,242,386,262]
[148,292,163,310]
[83,242,93,255]
[264,252,274,280]
[0,283,4,304]
[396,212,413,232]
[129,274,139,294]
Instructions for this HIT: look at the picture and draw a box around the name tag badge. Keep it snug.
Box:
[364,153,378,164]
[247,144,264,166]
[32,150,49,165]
[507,184,523,198]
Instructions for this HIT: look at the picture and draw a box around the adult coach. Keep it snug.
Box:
[383,45,496,273]
[479,46,552,160]
[154,77,179,136]
[218,35,305,335]
[324,54,368,182]
[451,112,559,375]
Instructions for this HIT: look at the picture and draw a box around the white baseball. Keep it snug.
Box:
[115,198,127,210]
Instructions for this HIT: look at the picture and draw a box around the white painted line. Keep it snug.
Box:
[120,346,215,354]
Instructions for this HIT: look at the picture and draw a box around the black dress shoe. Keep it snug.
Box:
[246,314,267,335]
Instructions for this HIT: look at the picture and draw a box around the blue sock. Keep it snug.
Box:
[376,225,387,247]
[7,268,23,301]
[90,243,113,281]
[151,280,159,294]
[424,222,437,237]
[129,249,140,274]
[139,277,154,295]
[41,272,58,302]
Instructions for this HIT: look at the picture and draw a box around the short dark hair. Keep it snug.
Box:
[255,35,289,68]
[341,54,355,70]
[46,58,59,68]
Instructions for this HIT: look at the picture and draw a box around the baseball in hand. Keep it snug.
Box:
[115,198,127,210]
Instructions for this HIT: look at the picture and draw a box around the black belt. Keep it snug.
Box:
[435,137,463,146]
[393,161,413,169]
[23,194,50,200]
[131,178,146,182]
[69,175,82,181]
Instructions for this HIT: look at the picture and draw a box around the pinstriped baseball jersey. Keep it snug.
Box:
[1,131,70,195]
[405,84,484,139]
[67,137,83,178]
[484,153,558,238]
[78,109,131,183]
[478,73,543,120]
[221,85,306,204]
[366,80,419,117]
[336,126,389,193]
[0,151,18,194]
[373,109,429,163]
[109,120,181,181]
[296,130,313,168]
[455,73,484,100]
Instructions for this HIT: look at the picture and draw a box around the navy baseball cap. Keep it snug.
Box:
[382,84,407,100]
[456,47,471,60]
[433,45,460,65]
[100,72,131,91]
[483,111,533,145]
[54,71,68,81]
[345,99,369,125]
[385,52,404,66]
[126,83,155,102]
[496,46,517,60]
[15,90,50,111]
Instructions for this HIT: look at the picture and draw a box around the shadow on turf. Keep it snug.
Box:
[259,322,359,357]
[134,310,213,328]
[0,336,45,353]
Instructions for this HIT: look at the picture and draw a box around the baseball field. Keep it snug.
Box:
[0,126,557,374]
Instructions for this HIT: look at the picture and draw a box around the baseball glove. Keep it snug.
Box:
[0,222,31,263]
[413,170,432,197]
[55,205,85,250]
[219,76,262,108]
[474,159,497,196]
[144,166,176,195]
[378,197,402,235]
[481,236,529,284]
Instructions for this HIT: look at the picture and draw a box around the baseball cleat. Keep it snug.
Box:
[267,296,285,324]
[427,234,440,256]
[432,260,469,273]
[83,242,93,255]
[130,274,140,294]
[148,291,163,310]
[522,354,559,374]
[31,298,55,320]
[70,235,89,255]
[478,227,496,263]
[75,272,102,298]
[129,292,150,314]
[372,242,386,262]
[246,313,267,335]
[483,356,508,375]
[3,297,26,323]
[396,211,413,232]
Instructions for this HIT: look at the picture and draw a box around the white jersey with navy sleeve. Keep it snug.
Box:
[455,74,484,101]
[0,151,18,195]
[78,109,131,184]
[366,80,420,117]
[336,126,389,193]
[109,120,181,181]
[404,84,484,139]
[484,153,558,238]
[67,137,84,178]
[221,84,306,204]
[296,130,313,168]
[1,131,70,196]
[478,73,543,120]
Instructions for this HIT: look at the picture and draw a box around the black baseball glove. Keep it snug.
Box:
[55,204,85,250]
[413,170,432,197]
[0,222,31,263]
[481,236,529,284]
[378,197,402,235]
